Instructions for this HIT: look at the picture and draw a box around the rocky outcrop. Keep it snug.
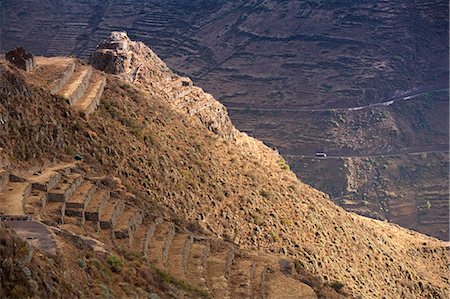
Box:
[90,31,169,79]
[90,32,239,141]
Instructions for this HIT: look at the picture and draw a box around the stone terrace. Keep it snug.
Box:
[0,162,317,298]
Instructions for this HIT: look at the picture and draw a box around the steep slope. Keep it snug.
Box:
[1,0,447,241]
[0,34,448,298]
[0,162,323,299]
[0,221,218,298]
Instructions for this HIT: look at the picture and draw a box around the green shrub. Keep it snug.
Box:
[107,255,124,273]
[100,283,111,298]
[260,190,272,199]
[252,213,264,226]
[278,158,290,171]
[10,285,30,299]
[331,281,345,292]
[120,83,132,90]
[154,267,212,299]
[78,257,87,269]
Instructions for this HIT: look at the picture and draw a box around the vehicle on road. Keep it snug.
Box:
[315,152,327,158]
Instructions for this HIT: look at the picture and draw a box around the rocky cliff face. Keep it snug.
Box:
[91,32,239,142]
[90,32,170,77]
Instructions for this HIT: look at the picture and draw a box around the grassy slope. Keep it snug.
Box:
[0,62,448,298]
[0,223,208,299]
[231,91,449,239]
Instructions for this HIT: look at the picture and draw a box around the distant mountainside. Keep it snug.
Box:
[1,1,448,236]
[2,0,448,107]
[0,32,448,298]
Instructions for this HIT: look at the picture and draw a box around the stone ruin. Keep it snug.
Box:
[90,31,131,75]
[97,31,129,52]
[5,47,36,71]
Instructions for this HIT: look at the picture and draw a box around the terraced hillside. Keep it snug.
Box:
[0,34,448,298]
[24,57,106,116]
[229,90,449,240]
[229,91,449,157]
[0,162,319,298]
[1,0,448,240]
[1,0,448,107]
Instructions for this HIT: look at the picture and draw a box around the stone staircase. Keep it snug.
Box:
[0,163,317,298]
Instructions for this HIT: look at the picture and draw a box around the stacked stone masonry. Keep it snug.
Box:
[0,163,316,298]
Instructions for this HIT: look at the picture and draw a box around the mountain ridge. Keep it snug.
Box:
[0,33,448,298]
[1,0,448,241]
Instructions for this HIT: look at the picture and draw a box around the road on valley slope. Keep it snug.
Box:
[226,85,449,159]
[284,147,449,160]
[225,86,449,113]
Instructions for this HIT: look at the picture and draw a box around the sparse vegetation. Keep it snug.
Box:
[119,82,132,90]
[331,281,345,292]
[260,190,272,199]
[107,255,124,272]
[278,157,291,170]
[153,267,212,299]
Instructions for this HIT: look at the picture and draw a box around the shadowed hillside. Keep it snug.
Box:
[0,33,448,298]
[1,0,448,107]
[1,0,448,240]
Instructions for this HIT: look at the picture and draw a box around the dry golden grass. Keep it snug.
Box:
[0,56,448,298]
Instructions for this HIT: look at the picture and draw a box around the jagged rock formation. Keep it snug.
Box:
[90,31,171,81]
[91,32,239,141]
[0,34,448,298]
